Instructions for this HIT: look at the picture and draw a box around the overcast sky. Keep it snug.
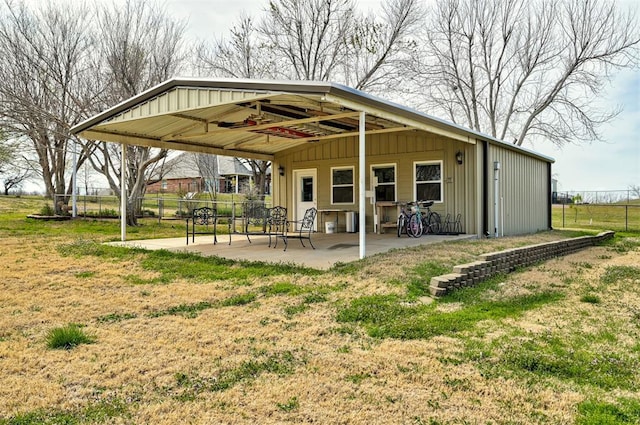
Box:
[165,0,639,193]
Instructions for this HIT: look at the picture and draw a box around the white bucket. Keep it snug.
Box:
[325,221,336,234]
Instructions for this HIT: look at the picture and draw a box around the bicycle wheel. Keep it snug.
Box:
[397,214,405,237]
[426,212,442,234]
[407,213,423,237]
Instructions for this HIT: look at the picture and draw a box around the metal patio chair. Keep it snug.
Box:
[280,207,317,251]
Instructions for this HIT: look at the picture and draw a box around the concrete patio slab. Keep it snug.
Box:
[109,232,476,269]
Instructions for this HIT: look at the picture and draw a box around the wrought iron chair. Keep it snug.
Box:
[187,206,226,245]
[280,207,317,251]
[266,206,287,248]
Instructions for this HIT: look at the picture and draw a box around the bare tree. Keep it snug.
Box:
[408,0,640,147]
[343,0,424,92]
[259,0,356,81]
[86,0,187,225]
[0,0,95,208]
[0,135,30,194]
[194,14,276,197]
[193,153,219,199]
[194,14,276,79]
[194,0,423,195]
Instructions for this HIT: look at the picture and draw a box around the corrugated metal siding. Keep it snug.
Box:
[110,88,268,122]
[487,144,549,235]
[275,131,476,234]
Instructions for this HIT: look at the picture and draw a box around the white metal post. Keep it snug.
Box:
[121,144,127,241]
[359,111,366,259]
[72,141,77,218]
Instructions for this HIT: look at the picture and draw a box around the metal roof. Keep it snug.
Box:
[71,78,554,163]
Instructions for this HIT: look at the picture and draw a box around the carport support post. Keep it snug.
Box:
[120,143,127,241]
[359,111,366,259]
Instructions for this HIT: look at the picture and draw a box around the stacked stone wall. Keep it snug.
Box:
[429,231,615,297]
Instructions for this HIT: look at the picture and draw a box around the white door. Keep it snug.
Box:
[293,169,317,231]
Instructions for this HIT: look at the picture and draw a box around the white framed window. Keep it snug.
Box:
[414,160,443,202]
[331,166,354,204]
[371,164,396,202]
[161,180,168,190]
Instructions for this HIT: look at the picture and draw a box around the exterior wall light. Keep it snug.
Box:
[278,165,285,176]
[456,151,464,165]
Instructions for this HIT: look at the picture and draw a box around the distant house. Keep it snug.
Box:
[147,153,258,194]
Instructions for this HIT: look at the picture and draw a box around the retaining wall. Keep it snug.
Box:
[429,231,615,297]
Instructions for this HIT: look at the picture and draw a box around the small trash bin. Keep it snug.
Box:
[345,212,358,233]
[325,221,336,234]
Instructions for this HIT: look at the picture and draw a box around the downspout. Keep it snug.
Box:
[121,144,127,241]
[547,163,553,230]
[482,140,489,237]
[494,160,501,238]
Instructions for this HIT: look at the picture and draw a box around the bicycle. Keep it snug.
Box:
[407,200,441,237]
[396,203,411,237]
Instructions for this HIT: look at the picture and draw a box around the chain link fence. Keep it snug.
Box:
[553,190,640,232]
[54,193,273,232]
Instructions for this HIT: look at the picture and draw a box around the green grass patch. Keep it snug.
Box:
[149,301,214,318]
[124,274,171,285]
[406,262,451,298]
[580,294,601,304]
[140,250,320,284]
[276,396,300,412]
[576,398,640,425]
[46,324,95,350]
[173,351,299,399]
[600,266,640,284]
[284,304,309,318]
[0,397,128,425]
[337,290,563,340]
[497,333,639,391]
[59,241,321,286]
[220,292,257,307]
[345,373,371,384]
[602,235,640,254]
[260,281,304,296]
[96,312,138,323]
[149,293,257,318]
[57,240,139,260]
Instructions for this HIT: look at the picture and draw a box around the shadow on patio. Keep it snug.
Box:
[109,232,476,269]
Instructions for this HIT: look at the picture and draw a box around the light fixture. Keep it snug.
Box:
[278,165,285,176]
[455,151,464,165]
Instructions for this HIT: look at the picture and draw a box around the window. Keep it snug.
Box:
[161,180,167,190]
[301,177,314,202]
[372,165,396,202]
[414,161,443,202]
[331,167,354,204]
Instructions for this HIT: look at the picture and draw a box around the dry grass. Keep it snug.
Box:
[0,204,639,423]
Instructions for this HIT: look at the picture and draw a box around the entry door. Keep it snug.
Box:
[293,169,317,230]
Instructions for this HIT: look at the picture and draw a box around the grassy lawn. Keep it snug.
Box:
[1,195,639,424]
[553,202,640,233]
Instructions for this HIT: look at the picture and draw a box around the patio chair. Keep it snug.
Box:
[267,206,287,248]
[280,207,317,251]
[187,206,228,245]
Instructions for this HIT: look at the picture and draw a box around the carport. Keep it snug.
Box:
[71,78,553,259]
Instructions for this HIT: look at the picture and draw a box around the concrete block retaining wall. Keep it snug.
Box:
[429,231,615,297]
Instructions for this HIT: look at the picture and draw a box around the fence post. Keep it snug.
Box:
[626,205,628,232]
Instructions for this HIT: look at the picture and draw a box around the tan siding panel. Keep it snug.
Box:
[488,144,548,235]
